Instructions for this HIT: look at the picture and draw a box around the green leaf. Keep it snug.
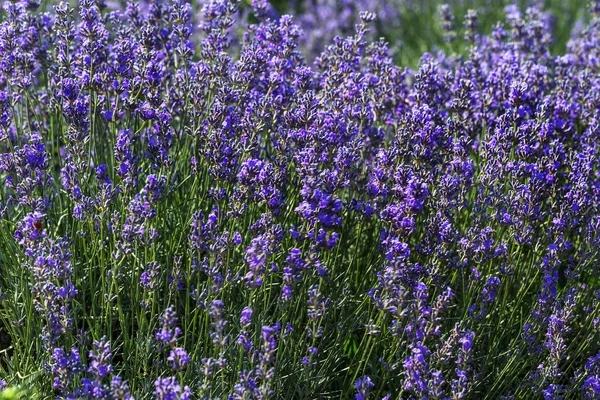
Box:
[343,336,358,356]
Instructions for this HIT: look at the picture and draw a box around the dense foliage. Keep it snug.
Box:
[0,0,600,398]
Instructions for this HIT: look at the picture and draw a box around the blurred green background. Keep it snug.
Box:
[271,0,589,67]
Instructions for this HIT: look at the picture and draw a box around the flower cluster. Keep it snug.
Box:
[0,0,599,399]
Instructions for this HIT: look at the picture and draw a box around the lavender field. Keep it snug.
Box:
[0,0,599,398]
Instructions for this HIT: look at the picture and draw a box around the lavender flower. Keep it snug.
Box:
[154,376,192,400]
[167,348,190,371]
[240,306,253,328]
[155,306,182,346]
[355,375,374,400]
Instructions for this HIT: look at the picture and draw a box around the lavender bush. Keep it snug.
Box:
[0,0,599,398]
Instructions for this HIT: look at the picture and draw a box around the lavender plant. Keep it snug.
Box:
[0,0,599,399]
